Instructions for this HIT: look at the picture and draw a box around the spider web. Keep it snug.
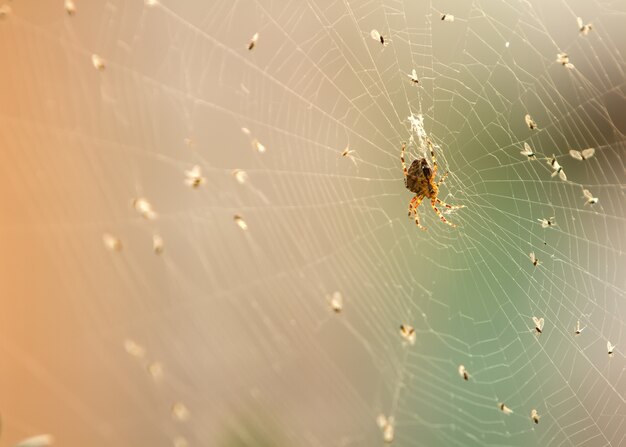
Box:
[0,0,625,446]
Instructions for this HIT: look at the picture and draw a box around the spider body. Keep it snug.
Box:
[401,140,463,229]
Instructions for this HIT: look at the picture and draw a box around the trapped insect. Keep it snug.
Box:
[124,339,146,358]
[153,234,164,254]
[530,409,540,424]
[575,320,585,335]
[376,414,395,443]
[247,32,259,50]
[341,145,357,166]
[252,139,266,153]
[234,214,248,230]
[133,197,157,219]
[171,402,190,421]
[458,364,469,381]
[232,169,248,184]
[184,165,205,188]
[400,324,416,345]
[499,403,513,415]
[441,14,455,22]
[577,17,592,35]
[556,53,574,69]
[92,54,106,71]
[0,4,12,19]
[538,217,555,228]
[529,252,540,266]
[102,233,123,252]
[328,291,343,313]
[533,316,544,334]
[407,69,419,84]
[14,434,54,447]
[401,140,464,230]
[148,361,164,380]
[548,155,567,181]
[65,0,76,15]
[370,29,388,46]
[607,341,615,357]
[525,114,537,130]
[582,189,598,205]
[520,143,536,160]
[569,148,595,161]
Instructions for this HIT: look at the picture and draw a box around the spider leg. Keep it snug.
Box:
[426,138,437,176]
[401,142,408,178]
[431,198,456,227]
[409,195,427,230]
[436,198,465,210]
[436,171,448,187]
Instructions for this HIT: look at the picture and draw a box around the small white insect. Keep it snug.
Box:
[529,251,540,267]
[64,0,76,15]
[505,41,510,48]
[499,402,513,415]
[407,69,419,84]
[328,291,343,313]
[376,414,394,443]
[14,434,54,447]
[441,14,455,22]
[582,189,598,205]
[232,169,248,184]
[91,54,106,71]
[184,165,205,188]
[400,324,416,345]
[548,155,567,181]
[520,142,536,160]
[607,341,616,357]
[248,32,259,51]
[530,409,540,424]
[340,145,357,167]
[253,139,266,153]
[538,217,555,228]
[574,320,585,335]
[124,339,146,358]
[577,17,592,35]
[0,4,12,19]
[458,364,469,381]
[234,214,248,230]
[102,233,123,252]
[241,127,251,135]
[171,402,190,421]
[556,53,574,69]
[370,29,388,46]
[525,114,537,130]
[133,197,157,219]
[569,148,595,161]
[148,361,163,380]
[153,234,164,254]
[533,316,544,334]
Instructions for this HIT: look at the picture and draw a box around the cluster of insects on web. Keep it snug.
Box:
[400,138,464,230]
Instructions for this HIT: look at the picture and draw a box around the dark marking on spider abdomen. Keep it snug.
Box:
[406,158,433,195]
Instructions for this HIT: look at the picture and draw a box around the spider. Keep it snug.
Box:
[401,139,463,230]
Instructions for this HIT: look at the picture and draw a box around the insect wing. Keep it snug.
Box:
[577,17,584,29]
[581,148,595,159]
[559,169,567,181]
[570,149,583,160]
[533,316,544,332]
[371,29,381,41]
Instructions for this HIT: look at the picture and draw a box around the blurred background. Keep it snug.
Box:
[0,1,625,446]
